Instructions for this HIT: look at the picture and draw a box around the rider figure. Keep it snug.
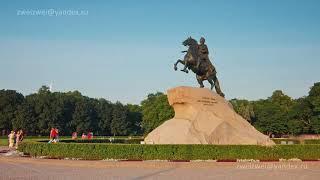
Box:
[197,37,209,69]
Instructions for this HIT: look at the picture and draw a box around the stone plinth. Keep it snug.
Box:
[144,86,275,145]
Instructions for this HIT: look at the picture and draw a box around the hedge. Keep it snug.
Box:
[304,139,320,144]
[18,142,320,160]
[57,138,143,144]
[271,138,300,144]
[271,139,320,145]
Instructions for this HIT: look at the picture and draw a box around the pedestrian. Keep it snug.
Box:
[81,133,87,139]
[19,130,24,142]
[15,130,21,148]
[72,132,77,140]
[87,132,93,140]
[49,127,57,143]
[8,131,15,148]
[55,128,59,142]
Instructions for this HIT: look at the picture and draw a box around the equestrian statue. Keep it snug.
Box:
[174,37,225,97]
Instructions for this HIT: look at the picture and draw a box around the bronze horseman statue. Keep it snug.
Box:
[174,37,225,97]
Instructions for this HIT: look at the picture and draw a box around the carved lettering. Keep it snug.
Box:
[197,97,217,106]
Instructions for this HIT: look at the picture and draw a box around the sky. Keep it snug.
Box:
[0,0,319,104]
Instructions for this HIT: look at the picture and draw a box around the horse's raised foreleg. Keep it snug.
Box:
[174,59,185,71]
[174,59,188,73]
[181,60,189,73]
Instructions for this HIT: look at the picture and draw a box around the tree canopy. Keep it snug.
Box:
[0,82,319,137]
[141,92,174,134]
[0,86,142,136]
[231,83,320,136]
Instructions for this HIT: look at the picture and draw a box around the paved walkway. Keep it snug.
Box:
[1,146,320,180]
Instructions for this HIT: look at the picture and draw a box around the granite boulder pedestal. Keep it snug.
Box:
[144,86,275,145]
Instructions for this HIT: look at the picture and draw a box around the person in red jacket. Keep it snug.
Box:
[87,132,93,140]
[49,128,57,143]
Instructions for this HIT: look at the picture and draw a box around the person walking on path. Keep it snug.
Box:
[87,132,93,140]
[72,132,77,140]
[49,128,57,143]
[8,131,15,148]
[15,130,21,149]
[19,130,24,142]
[55,128,59,142]
[81,133,87,139]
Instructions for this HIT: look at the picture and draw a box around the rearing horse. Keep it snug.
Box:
[174,37,225,97]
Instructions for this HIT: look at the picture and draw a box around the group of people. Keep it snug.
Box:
[83,132,93,139]
[72,132,93,140]
[7,128,95,147]
[8,129,24,149]
[50,129,93,143]
[48,128,59,143]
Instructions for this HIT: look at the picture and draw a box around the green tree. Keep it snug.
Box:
[288,98,313,134]
[308,82,320,115]
[0,90,24,131]
[94,98,113,135]
[230,99,255,123]
[269,90,293,113]
[252,90,293,136]
[126,104,143,135]
[310,116,320,134]
[287,120,304,135]
[32,87,58,135]
[141,92,174,134]
[71,98,98,134]
[38,85,50,94]
[253,99,287,136]
[111,102,129,136]
[13,101,37,134]
[308,82,320,133]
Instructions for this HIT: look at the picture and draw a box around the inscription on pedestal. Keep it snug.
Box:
[197,97,217,106]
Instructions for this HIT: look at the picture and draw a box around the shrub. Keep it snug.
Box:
[57,138,143,144]
[272,138,300,144]
[18,142,320,160]
[304,139,320,144]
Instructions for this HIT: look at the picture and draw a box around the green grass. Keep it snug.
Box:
[0,138,7,146]
[0,137,50,146]
[0,136,143,146]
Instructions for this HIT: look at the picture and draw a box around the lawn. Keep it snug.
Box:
[0,136,143,146]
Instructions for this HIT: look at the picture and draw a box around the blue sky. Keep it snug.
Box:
[0,0,319,104]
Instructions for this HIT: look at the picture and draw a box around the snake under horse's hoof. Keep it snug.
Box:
[181,69,189,73]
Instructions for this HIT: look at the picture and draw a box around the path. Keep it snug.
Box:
[1,146,320,180]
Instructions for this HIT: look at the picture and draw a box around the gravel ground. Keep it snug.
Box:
[1,146,320,180]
